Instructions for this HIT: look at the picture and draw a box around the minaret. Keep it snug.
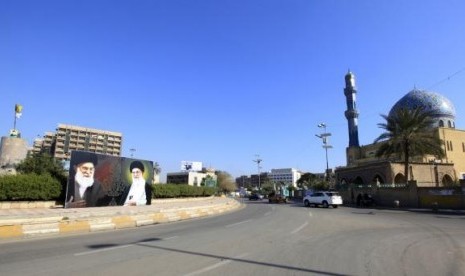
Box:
[344,70,360,147]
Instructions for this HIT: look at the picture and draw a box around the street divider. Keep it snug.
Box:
[0,197,242,240]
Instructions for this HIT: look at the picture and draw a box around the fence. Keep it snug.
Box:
[337,180,465,209]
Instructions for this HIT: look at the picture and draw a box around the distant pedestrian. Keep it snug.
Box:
[356,193,362,207]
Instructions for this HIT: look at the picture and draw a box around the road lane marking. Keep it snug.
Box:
[164,236,179,240]
[74,244,133,256]
[308,211,313,217]
[183,253,249,276]
[291,222,308,234]
[225,219,252,228]
[264,211,272,217]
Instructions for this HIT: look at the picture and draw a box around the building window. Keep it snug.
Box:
[446,141,453,151]
[439,120,444,127]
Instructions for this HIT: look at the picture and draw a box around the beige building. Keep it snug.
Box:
[33,124,123,161]
[167,168,217,187]
[336,72,464,187]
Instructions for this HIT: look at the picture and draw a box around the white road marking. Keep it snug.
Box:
[74,244,133,256]
[164,236,179,240]
[291,222,308,234]
[308,211,313,217]
[264,212,272,217]
[183,253,249,276]
[225,219,252,228]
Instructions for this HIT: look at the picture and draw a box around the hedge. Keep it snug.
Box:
[152,184,217,198]
[0,173,62,201]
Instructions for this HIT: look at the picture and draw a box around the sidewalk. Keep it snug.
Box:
[0,197,242,241]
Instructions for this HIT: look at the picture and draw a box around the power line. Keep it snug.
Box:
[427,67,465,90]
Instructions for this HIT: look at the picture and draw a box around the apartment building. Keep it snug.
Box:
[269,168,301,188]
[32,124,123,161]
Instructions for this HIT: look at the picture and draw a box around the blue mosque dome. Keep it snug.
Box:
[388,89,456,128]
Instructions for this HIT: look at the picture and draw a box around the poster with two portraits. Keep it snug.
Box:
[65,150,153,208]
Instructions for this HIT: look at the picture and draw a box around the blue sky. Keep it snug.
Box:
[1,0,464,181]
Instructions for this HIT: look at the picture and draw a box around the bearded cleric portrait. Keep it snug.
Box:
[65,151,111,208]
[122,160,152,206]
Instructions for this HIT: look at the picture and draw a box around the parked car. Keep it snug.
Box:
[248,193,263,200]
[268,193,288,204]
[303,191,343,208]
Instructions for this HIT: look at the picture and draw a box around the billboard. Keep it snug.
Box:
[65,151,153,208]
[181,161,202,172]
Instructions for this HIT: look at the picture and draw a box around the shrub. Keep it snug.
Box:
[151,184,218,198]
[0,173,62,201]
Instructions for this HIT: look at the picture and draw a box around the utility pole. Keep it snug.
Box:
[315,123,332,181]
[253,155,262,191]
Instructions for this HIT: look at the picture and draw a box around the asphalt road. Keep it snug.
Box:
[1,200,464,276]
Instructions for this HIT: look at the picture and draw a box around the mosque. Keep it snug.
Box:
[335,71,465,187]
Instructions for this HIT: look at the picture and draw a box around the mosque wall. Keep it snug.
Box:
[438,127,465,180]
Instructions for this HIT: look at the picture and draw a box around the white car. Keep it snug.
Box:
[303,191,343,208]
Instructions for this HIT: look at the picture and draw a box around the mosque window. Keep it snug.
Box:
[447,141,453,151]
[448,121,452,128]
[439,120,444,127]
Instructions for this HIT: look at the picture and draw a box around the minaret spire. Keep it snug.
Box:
[344,70,360,147]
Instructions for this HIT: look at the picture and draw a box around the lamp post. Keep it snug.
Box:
[253,155,262,191]
[315,123,332,181]
[130,148,136,158]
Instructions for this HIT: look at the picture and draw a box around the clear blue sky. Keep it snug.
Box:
[1,0,464,181]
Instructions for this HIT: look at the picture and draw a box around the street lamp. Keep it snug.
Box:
[253,155,262,191]
[316,123,332,181]
[130,148,136,158]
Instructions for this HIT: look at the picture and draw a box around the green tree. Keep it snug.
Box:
[296,173,317,189]
[260,179,274,195]
[216,171,237,194]
[16,153,67,184]
[374,107,445,182]
[200,174,215,187]
[311,180,330,191]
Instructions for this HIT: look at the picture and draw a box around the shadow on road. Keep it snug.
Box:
[86,237,349,276]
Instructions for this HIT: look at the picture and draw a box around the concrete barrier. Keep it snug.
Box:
[0,197,241,240]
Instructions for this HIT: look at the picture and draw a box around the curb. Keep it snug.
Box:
[0,198,242,240]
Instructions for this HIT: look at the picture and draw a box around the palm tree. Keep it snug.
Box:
[153,162,161,175]
[374,107,444,183]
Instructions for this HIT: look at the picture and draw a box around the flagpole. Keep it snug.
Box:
[13,110,17,130]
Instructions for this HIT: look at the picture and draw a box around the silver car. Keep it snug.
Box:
[303,191,343,208]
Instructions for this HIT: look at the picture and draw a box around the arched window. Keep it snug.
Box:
[439,120,444,127]
[372,175,384,184]
[394,173,405,184]
[354,176,364,184]
[448,121,452,128]
[441,175,454,186]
